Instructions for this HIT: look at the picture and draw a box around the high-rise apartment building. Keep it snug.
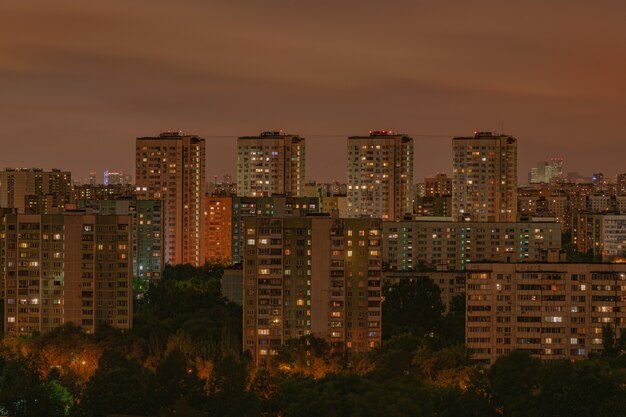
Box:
[237,131,305,197]
[347,131,413,221]
[243,216,382,365]
[136,131,206,266]
[0,168,72,214]
[465,262,626,365]
[1,211,133,335]
[452,132,517,221]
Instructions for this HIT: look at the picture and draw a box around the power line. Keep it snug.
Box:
[199,132,455,139]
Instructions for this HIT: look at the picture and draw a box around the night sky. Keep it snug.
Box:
[2,0,625,183]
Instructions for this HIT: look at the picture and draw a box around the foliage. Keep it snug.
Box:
[382,277,445,339]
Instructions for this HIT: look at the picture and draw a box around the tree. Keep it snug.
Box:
[487,350,540,417]
[76,350,157,417]
[208,355,259,417]
[275,335,341,379]
[0,359,70,417]
[383,278,444,339]
[155,349,205,415]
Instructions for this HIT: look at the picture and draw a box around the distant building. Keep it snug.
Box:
[204,196,233,263]
[424,173,452,197]
[222,267,243,305]
[72,183,135,202]
[320,195,348,218]
[237,131,305,197]
[573,213,626,261]
[104,170,132,186]
[617,173,626,196]
[347,131,413,221]
[0,168,72,214]
[136,131,206,266]
[2,211,133,336]
[243,216,382,365]
[383,219,562,271]
[452,132,517,221]
[413,196,452,217]
[529,158,563,184]
[465,262,626,365]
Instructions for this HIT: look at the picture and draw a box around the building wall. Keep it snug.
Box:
[347,133,413,221]
[465,263,626,365]
[205,196,233,262]
[237,132,305,197]
[383,220,562,271]
[222,267,243,305]
[0,169,72,214]
[2,212,133,336]
[136,132,205,266]
[231,196,319,264]
[243,216,382,365]
[75,199,163,281]
[452,132,517,222]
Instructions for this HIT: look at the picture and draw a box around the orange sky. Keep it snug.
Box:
[1,0,625,183]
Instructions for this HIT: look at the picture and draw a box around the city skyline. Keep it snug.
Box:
[2,1,626,182]
[1,130,623,185]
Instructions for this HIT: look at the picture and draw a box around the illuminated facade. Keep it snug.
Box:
[237,131,305,197]
[204,196,233,263]
[243,216,382,365]
[76,199,164,281]
[383,219,562,271]
[135,131,205,266]
[347,131,413,221]
[2,211,133,335]
[452,132,517,221]
[231,196,319,264]
[466,262,626,365]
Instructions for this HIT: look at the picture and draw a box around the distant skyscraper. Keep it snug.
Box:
[452,131,517,222]
[135,131,206,266]
[237,131,305,197]
[347,131,414,221]
[529,157,563,184]
[592,172,605,184]
[103,170,132,186]
[0,168,72,214]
